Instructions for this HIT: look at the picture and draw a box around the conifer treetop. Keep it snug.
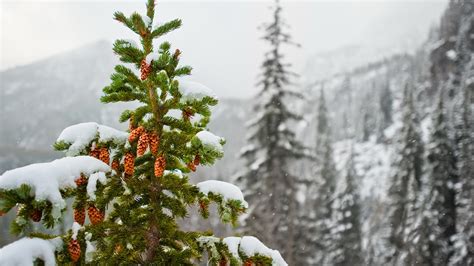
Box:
[0,1,287,265]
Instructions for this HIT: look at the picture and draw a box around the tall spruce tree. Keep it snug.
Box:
[0,1,287,265]
[237,0,307,264]
[386,85,424,265]
[310,89,338,265]
[451,73,474,266]
[328,147,363,265]
[425,91,458,265]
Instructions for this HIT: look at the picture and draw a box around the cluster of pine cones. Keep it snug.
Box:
[69,174,105,262]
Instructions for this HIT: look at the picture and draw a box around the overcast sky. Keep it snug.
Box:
[1,0,447,98]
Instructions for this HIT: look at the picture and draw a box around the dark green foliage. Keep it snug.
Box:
[0,1,279,265]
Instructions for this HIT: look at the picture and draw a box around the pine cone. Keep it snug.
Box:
[137,131,150,156]
[154,155,166,177]
[128,126,145,143]
[30,209,42,222]
[99,148,110,165]
[187,162,196,172]
[111,159,120,171]
[68,239,81,262]
[89,149,99,159]
[244,260,253,266]
[124,153,135,175]
[140,59,152,80]
[75,175,87,186]
[149,133,160,154]
[219,259,227,266]
[193,155,201,166]
[74,208,86,225]
[0,210,5,217]
[114,244,123,254]
[88,205,104,225]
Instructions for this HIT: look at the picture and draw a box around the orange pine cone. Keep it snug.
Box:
[219,259,227,266]
[74,208,86,225]
[154,156,166,177]
[124,153,135,175]
[114,244,123,254]
[128,126,145,143]
[68,239,81,262]
[99,148,110,165]
[137,132,150,156]
[149,133,159,154]
[244,260,253,266]
[0,210,5,216]
[193,155,201,166]
[89,149,99,159]
[30,209,42,222]
[111,159,120,171]
[140,59,152,80]
[88,205,104,225]
[187,162,196,172]
[75,175,87,186]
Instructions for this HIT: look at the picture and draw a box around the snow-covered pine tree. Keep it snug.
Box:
[310,89,338,265]
[376,78,393,143]
[0,1,287,265]
[237,0,307,264]
[424,91,458,265]
[327,147,363,266]
[385,84,424,265]
[451,67,474,266]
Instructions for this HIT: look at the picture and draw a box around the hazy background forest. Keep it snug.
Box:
[1,0,473,265]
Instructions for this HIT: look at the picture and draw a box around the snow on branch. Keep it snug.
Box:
[0,237,63,266]
[193,130,225,154]
[0,156,110,217]
[197,235,287,266]
[196,180,248,208]
[178,80,217,103]
[56,122,128,156]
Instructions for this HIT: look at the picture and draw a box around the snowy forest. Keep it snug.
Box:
[0,0,473,265]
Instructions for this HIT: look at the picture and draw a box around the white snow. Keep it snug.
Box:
[195,130,224,153]
[446,49,457,60]
[57,122,128,156]
[197,236,286,266]
[0,237,62,266]
[71,222,81,240]
[0,156,110,218]
[222,236,241,259]
[178,80,217,102]
[239,236,287,266]
[87,172,108,201]
[163,169,183,179]
[196,180,248,208]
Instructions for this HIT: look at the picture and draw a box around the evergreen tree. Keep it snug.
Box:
[0,2,286,265]
[377,78,393,143]
[328,147,363,265]
[237,0,307,264]
[386,85,424,265]
[311,89,338,265]
[451,73,474,266]
[425,92,458,265]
